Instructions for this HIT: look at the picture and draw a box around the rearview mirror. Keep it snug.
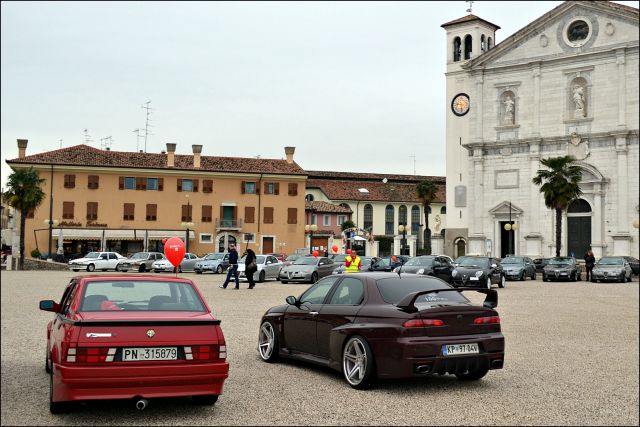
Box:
[39,300,58,312]
[285,296,297,305]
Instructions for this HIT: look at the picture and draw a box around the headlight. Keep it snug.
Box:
[417,268,424,275]
[612,269,623,274]
[452,270,458,277]
[475,271,483,278]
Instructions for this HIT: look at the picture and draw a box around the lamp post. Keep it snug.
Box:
[398,224,407,256]
[43,218,59,260]
[503,200,518,256]
[180,194,194,254]
[305,224,318,254]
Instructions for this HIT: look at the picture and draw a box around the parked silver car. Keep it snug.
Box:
[116,252,165,272]
[238,254,282,283]
[194,252,230,274]
[151,252,202,273]
[591,256,633,283]
[279,256,336,283]
[501,256,536,281]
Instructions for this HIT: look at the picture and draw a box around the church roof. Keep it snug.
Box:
[441,14,501,30]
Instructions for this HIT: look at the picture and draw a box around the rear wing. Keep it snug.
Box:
[397,288,498,313]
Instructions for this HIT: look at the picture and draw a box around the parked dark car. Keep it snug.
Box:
[257,273,504,389]
[501,256,536,281]
[394,255,454,283]
[368,255,410,272]
[591,256,633,283]
[622,256,639,276]
[451,256,505,289]
[542,257,582,282]
[532,258,551,273]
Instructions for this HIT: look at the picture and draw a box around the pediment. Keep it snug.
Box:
[466,1,639,69]
[489,201,524,216]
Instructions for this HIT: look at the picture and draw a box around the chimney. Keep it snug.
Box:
[166,143,176,167]
[17,139,28,159]
[284,146,296,164]
[192,144,203,168]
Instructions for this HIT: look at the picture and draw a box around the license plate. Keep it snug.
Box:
[443,343,479,356]
[469,277,479,281]
[122,347,177,361]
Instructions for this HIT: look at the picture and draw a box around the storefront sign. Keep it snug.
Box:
[86,221,108,227]
[59,221,82,227]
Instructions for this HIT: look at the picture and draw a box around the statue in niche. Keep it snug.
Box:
[502,94,515,125]
[572,84,586,118]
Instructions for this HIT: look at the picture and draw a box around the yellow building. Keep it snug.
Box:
[6,140,307,258]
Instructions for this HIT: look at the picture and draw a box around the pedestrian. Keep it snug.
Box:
[584,248,595,281]
[244,248,257,289]
[220,244,240,290]
[345,250,361,273]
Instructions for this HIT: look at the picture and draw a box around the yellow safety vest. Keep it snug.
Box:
[345,255,360,273]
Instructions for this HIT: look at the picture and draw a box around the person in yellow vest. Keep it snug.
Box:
[345,250,361,273]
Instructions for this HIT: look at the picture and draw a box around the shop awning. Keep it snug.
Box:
[51,229,195,240]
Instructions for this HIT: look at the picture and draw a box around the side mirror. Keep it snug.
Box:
[39,300,58,312]
[285,296,297,305]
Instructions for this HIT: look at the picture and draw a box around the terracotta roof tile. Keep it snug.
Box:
[307,178,445,204]
[305,201,353,213]
[7,144,306,175]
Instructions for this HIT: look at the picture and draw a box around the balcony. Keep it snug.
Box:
[216,218,243,230]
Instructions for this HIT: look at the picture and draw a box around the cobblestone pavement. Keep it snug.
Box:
[1,270,638,426]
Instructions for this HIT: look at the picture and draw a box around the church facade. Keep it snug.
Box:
[442,1,639,259]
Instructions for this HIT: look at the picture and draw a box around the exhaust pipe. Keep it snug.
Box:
[135,398,149,411]
[415,365,431,374]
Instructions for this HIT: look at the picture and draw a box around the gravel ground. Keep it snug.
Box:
[1,270,638,426]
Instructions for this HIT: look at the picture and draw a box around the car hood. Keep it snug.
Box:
[400,265,432,274]
[593,265,624,271]
[70,257,100,264]
[282,265,315,272]
[544,265,573,271]
[502,265,524,270]
[454,267,489,275]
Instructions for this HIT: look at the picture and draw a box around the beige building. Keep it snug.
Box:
[6,140,307,258]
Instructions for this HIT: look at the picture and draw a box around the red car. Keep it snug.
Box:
[40,275,229,413]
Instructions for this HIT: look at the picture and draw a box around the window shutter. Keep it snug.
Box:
[202,205,212,222]
[274,183,280,195]
[255,185,260,195]
[203,179,213,193]
[63,202,74,219]
[245,206,255,223]
[136,177,144,190]
[177,179,183,192]
[119,176,124,190]
[288,208,297,224]
[288,183,298,196]
[264,207,273,224]
[158,178,164,191]
[241,181,246,194]
[264,182,269,194]
[193,179,199,192]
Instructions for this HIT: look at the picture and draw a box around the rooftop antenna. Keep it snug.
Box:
[466,0,474,14]
[59,139,63,149]
[100,136,113,150]
[133,128,143,152]
[409,154,416,175]
[83,129,93,146]
[141,100,154,153]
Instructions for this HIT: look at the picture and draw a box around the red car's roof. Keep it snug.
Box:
[74,274,194,284]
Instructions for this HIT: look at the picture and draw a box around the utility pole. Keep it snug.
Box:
[409,155,416,175]
[141,101,153,153]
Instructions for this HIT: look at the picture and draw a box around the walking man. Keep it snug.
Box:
[220,244,240,289]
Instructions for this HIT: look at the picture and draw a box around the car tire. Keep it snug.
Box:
[342,335,376,390]
[627,275,632,283]
[49,370,74,414]
[258,320,280,363]
[87,264,95,272]
[196,270,202,274]
[532,272,536,280]
[45,346,51,373]
[499,275,506,288]
[542,275,547,282]
[192,395,218,405]
[455,363,489,381]
[619,274,626,283]
[259,270,266,283]
[519,272,525,281]
[577,272,582,281]
[571,273,577,282]
[139,265,146,273]
[486,277,492,289]
[178,266,182,273]
[72,269,79,272]
[281,280,288,284]
[216,265,223,274]
[311,272,318,284]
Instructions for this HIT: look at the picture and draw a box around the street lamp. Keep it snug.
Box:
[305,224,318,254]
[503,200,518,256]
[180,194,194,253]
[398,224,407,255]
[43,218,59,260]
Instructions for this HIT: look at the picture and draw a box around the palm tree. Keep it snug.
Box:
[532,156,584,257]
[3,167,46,270]
[416,180,438,255]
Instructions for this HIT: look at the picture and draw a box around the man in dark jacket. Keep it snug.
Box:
[220,244,240,289]
[584,248,595,281]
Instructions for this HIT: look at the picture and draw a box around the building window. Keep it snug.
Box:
[464,34,472,60]
[64,174,76,189]
[245,206,255,223]
[88,175,99,189]
[146,204,157,221]
[86,202,98,220]
[338,215,347,225]
[179,179,194,192]
[181,204,192,222]
[202,205,212,222]
[440,206,447,214]
[62,202,74,219]
[288,208,297,224]
[399,205,407,225]
[124,177,136,190]
[311,214,317,225]
[323,215,331,226]
[411,205,420,235]
[147,178,158,191]
[264,182,279,195]
[264,207,274,224]
[385,205,394,235]
[363,204,373,231]
[453,36,461,62]
[305,194,314,202]
[200,233,213,244]
[242,181,256,194]
[288,183,298,196]
[123,203,135,221]
[488,37,493,50]
[203,179,213,193]
[481,34,486,52]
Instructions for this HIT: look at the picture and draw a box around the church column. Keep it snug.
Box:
[474,75,484,141]
[592,184,604,258]
[616,49,626,128]
[469,148,486,255]
[532,63,541,136]
[616,136,628,233]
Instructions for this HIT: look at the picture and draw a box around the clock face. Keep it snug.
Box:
[451,93,470,116]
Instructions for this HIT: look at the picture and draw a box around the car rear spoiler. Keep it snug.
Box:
[397,288,498,313]
[59,318,221,326]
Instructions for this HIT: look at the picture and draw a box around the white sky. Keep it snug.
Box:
[1,1,637,189]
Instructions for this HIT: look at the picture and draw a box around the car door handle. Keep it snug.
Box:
[309,311,319,316]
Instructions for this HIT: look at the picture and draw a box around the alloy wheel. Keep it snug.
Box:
[486,277,492,289]
[343,338,368,387]
[258,321,276,361]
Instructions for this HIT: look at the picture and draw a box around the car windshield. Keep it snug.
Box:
[597,257,623,266]
[502,257,524,265]
[549,258,574,266]
[457,257,489,268]
[130,253,149,260]
[376,278,469,305]
[80,280,206,312]
[204,253,224,260]
[84,252,100,259]
[285,255,300,262]
[377,258,391,267]
[293,257,319,266]
[332,254,348,263]
[405,257,434,267]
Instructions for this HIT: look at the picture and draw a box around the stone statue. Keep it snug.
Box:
[572,84,586,118]
[502,95,515,125]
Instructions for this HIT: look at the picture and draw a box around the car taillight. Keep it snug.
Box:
[184,345,225,361]
[403,319,445,328]
[66,347,113,363]
[474,316,500,325]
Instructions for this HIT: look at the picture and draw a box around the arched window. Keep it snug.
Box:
[399,205,407,226]
[363,204,373,231]
[440,206,447,214]
[568,199,592,213]
[339,203,351,210]
[488,37,493,49]
[411,205,420,235]
[305,194,314,202]
[455,238,467,258]
[464,35,473,60]
[481,34,486,52]
[385,205,395,235]
[453,37,461,62]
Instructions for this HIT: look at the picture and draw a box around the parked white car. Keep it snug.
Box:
[238,254,282,282]
[68,251,125,272]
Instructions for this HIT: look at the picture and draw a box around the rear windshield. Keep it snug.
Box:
[80,280,206,312]
[376,278,469,305]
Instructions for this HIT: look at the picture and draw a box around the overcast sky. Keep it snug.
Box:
[1,1,637,189]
